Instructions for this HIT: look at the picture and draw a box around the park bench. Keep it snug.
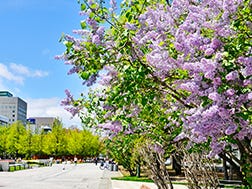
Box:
[8,162,28,171]
[0,160,28,172]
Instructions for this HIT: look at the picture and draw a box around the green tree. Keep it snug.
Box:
[6,122,26,158]
[44,121,67,157]
[79,129,100,157]
[0,126,9,158]
[105,133,139,176]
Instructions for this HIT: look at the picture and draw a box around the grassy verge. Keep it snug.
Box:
[111,176,243,188]
[112,176,153,183]
[111,176,188,186]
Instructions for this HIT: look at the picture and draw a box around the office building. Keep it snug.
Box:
[0,114,9,125]
[27,117,58,133]
[0,91,27,125]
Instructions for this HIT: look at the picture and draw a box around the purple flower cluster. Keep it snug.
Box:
[130,0,251,156]
[98,120,123,135]
[61,90,82,117]
[57,0,251,158]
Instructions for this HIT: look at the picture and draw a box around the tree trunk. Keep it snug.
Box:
[218,153,243,180]
[172,154,182,175]
[182,150,219,189]
[223,158,229,180]
[136,162,141,177]
[139,143,173,189]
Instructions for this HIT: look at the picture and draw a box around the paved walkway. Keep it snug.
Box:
[0,163,188,189]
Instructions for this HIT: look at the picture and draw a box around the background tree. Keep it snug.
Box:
[66,128,83,156]
[105,133,139,176]
[0,126,8,158]
[6,122,26,158]
[44,121,67,157]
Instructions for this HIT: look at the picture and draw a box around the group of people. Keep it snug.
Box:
[61,156,78,170]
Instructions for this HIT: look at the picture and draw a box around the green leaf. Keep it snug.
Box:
[80,21,87,29]
[81,3,86,11]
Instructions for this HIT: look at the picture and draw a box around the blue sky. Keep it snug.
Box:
[0,0,86,127]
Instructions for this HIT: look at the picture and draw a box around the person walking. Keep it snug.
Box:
[62,157,66,170]
[94,157,98,166]
[74,156,77,166]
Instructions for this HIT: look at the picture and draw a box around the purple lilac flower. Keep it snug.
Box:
[174,133,186,142]
[215,52,223,61]
[236,127,252,140]
[99,74,112,86]
[67,66,80,75]
[202,105,218,118]
[92,35,100,44]
[109,0,117,12]
[72,29,90,36]
[205,48,215,56]
[124,124,134,134]
[208,141,226,157]
[241,66,252,77]
[83,74,97,86]
[96,26,105,36]
[226,88,235,96]
[150,143,165,154]
[244,79,252,86]
[225,70,239,81]
[104,112,112,119]
[54,54,66,60]
[247,92,252,100]
[225,125,237,135]
[125,23,137,30]
[64,107,80,117]
[179,82,199,93]
[213,77,222,86]
[102,105,114,111]
[61,90,74,106]
[208,92,221,101]
[65,34,76,42]
[218,107,231,119]
[210,38,222,50]
[237,56,252,65]
[86,18,98,30]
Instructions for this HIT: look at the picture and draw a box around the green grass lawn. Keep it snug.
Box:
[112,176,153,182]
[111,176,243,188]
[111,176,187,185]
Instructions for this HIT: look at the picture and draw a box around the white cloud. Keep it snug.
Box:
[0,63,24,84]
[10,63,49,77]
[26,97,82,128]
[0,79,7,89]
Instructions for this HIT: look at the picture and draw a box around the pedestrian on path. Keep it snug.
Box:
[94,157,98,166]
[74,156,77,166]
[62,157,66,170]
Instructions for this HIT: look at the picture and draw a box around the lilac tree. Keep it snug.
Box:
[58,0,252,187]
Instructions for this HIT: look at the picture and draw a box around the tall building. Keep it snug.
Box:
[27,117,58,133]
[0,114,9,125]
[0,91,27,125]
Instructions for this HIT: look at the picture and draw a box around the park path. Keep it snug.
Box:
[0,163,188,189]
[0,163,115,189]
